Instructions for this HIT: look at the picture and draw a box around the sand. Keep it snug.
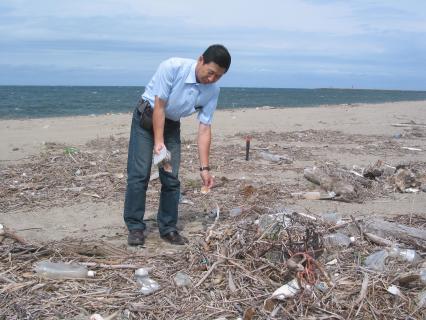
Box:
[0,100,425,250]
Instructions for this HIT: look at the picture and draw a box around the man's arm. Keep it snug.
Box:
[153,96,167,154]
[198,122,214,188]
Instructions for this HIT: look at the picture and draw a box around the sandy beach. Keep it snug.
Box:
[1,100,426,318]
[1,100,426,241]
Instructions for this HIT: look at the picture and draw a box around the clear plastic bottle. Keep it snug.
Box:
[135,268,161,295]
[388,247,421,264]
[34,260,95,279]
[323,232,353,248]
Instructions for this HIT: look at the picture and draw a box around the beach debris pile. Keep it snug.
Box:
[1,207,425,319]
[294,160,425,203]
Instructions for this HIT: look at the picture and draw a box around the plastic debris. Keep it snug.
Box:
[174,271,192,288]
[388,247,422,264]
[271,279,301,300]
[323,233,353,248]
[364,250,389,271]
[153,147,171,167]
[365,246,421,271]
[260,151,292,164]
[135,268,161,295]
[387,285,403,297]
[321,212,344,225]
[34,260,95,279]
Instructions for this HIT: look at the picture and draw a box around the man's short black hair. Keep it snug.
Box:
[202,44,231,73]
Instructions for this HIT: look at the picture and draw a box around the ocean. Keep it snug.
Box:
[1,86,426,119]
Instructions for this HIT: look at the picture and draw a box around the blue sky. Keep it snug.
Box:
[0,0,425,89]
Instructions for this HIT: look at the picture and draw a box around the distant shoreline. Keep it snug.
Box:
[1,99,426,121]
[1,100,425,164]
[1,85,426,120]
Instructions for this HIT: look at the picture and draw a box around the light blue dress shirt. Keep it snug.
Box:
[141,58,220,125]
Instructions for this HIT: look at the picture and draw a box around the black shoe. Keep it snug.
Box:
[127,229,145,246]
[161,231,188,245]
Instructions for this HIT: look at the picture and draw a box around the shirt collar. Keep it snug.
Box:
[185,61,198,84]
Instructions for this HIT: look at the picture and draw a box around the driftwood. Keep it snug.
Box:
[362,219,426,250]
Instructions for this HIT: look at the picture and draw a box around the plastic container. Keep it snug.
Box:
[260,151,282,163]
[174,271,192,287]
[364,250,389,271]
[34,260,95,279]
[271,278,301,300]
[135,268,160,295]
[323,233,353,248]
[388,247,421,264]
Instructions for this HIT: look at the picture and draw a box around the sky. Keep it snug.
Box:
[0,0,425,90]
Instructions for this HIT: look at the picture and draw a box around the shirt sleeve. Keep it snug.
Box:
[152,59,176,101]
[197,87,220,125]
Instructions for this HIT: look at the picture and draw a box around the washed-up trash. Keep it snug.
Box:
[291,191,336,200]
[34,260,95,279]
[179,195,194,205]
[401,147,422,151]
[229,207,243,217]
[256,212,292,235]
[364,250,389,271]
[323,233,354,248]
[135,268,160,295]
[174,271,192,287]
[260,151,292,164]
[387,285,403,297]
[271,278,301,300]
[315,282,329,293]
[404,188,419,193]
[364,246,421,271]
[321,212,344,225]
[392,168,421,192]
[388,247,422,264]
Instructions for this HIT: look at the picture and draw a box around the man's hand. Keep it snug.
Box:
[154,143,165,155]
[200,170,214,189]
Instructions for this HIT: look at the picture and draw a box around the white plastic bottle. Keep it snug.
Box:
[135,268,161,295]
[34,260,95,279]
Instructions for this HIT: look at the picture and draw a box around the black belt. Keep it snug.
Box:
[137,99,180,130]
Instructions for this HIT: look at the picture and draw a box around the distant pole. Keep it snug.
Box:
[245,136,251,161]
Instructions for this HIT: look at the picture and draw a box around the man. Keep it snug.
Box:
[124,44,231,246]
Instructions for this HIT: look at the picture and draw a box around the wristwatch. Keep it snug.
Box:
[199,166,210,172]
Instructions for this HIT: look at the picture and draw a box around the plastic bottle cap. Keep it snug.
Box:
[87,270,96,277]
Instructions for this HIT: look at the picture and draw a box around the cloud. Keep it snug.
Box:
[0,0,425,89]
